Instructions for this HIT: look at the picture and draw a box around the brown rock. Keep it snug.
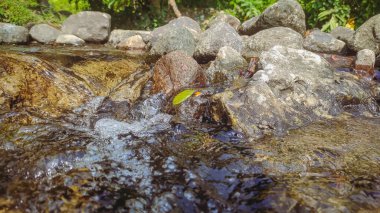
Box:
[152,51,200,95]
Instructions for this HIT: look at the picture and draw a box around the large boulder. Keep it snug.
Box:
[211,46,377,139]
[62,11,111,42]
[194,22,243,63]
[56,34,85,46]
[167,16,201,38]
[108,30,151,47]
[152,51,200,95]
[303,29,346,54]
[243,27,303,58]
[29,24,61,44]
[0,23,28,44]
[150,27,196,57]
[205,46,247,85]
[248,0,306,35]
[351,14,380,54]
[208,12,241,31]
[239,17,258,35]
[330,26,354,48]
[150,16,201,45]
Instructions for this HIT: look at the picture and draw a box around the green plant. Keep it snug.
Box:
[219,0,276,21]
[300,0,350,32]
[0,0,40,25]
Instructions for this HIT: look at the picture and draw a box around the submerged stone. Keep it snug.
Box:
[212,46,378,139]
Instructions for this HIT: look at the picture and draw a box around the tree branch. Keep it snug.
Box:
[168,0,181,18]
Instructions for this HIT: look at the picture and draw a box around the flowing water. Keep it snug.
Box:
[0,45,379,212]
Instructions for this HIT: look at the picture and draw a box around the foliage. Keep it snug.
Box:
[173,89,196,105]
[0,0,64,26]
[48,0,90,13]
[218,0,276,21]
[0,0,40,25]
[299,0,351,32]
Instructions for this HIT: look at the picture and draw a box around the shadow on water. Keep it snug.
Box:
[0,46,379,212]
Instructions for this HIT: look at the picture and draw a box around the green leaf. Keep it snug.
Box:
[172,89,195,106]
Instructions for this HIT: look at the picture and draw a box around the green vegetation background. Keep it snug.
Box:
[0,0,379,31]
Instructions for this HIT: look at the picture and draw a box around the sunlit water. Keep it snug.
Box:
[0,46,379,212]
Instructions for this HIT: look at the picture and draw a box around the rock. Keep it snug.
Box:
[108,30,151,47]
[150,27,196,57]
[0,53,92,116]
[211,46,377,139]
[70,58,145,103]
[62,11,111,42]
[117,35,146,50]
[303,29,346,54]
[208,12,241,31]
[239,17,258,35]
[249,0,306,35]
[0,23,29,44]
[167,16,202,38]
[56,34,85,46]
[318,54,354,68]
[29,24,61,44]
[205,46,247,84]
[243,27,303,58]
[351,14,380,54]
[150,16,201,45]
[194,22,243,63]
[355,49,376,76]
[152,51,200,95]
[330,26,354,48]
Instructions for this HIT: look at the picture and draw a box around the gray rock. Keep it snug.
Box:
[152,50,200,95]
[303,29,346,54]
[205,46,247,84]
[117,35,146,50]
[356,49,376,67]
[351,14,380,54]
[0,23,28,44]
[330,26,354,47]
[150,16,201,45]
[243,27,303,58]
[56,34,85,46]
[208,12,241,31]
[168,16,201,37]
[62,11,111,42]
[29,24,61,44]
[194,22,243,63]
[149,27,196,57]
[108,30,151,47]
[212,46,377,139]
[250,0,306,35]
[239,17,258,35]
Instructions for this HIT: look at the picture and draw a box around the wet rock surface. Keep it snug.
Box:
[0,43,379,213]
[212,46,378,139]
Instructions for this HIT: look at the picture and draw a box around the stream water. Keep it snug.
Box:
[0,45,379,212]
